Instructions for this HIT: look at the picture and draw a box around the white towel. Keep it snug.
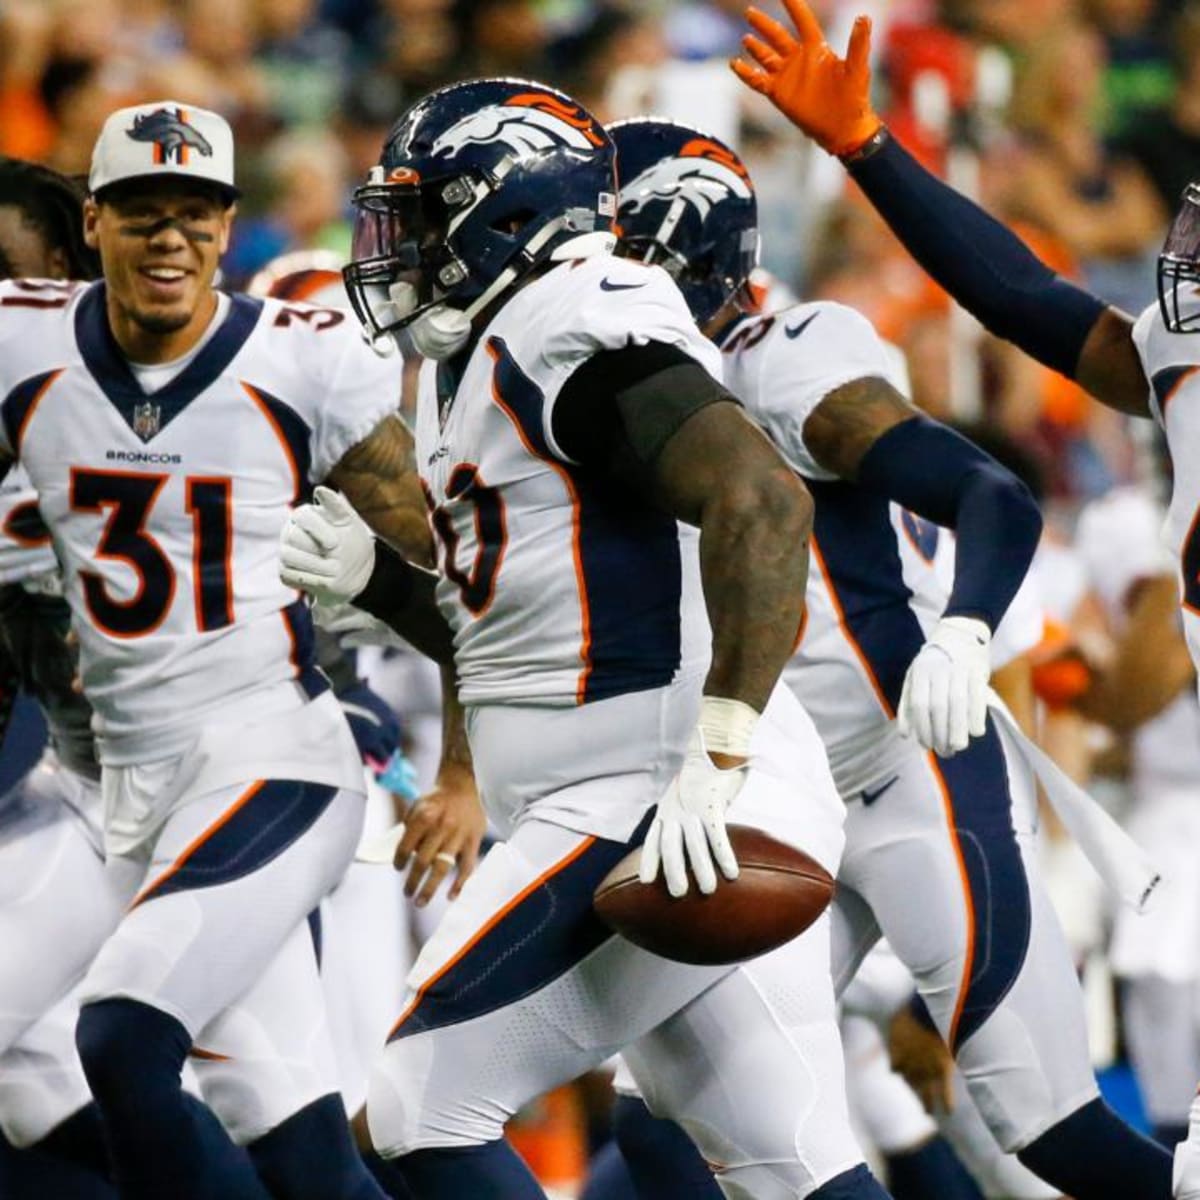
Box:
[988,694,1162,914]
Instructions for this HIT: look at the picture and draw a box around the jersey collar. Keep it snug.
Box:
[74,281,263,443]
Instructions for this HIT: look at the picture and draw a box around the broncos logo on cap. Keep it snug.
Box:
[430,92,603,162]
[126,108,213,166]
[620,142,753,222]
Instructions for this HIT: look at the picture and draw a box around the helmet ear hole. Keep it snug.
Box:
[681,253,715,284]
[491,208,537,235]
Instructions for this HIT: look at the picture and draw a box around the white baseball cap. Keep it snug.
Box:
[89,100,239,202]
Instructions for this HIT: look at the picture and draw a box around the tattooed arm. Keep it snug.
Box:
[326,414,434,568]
[653,402,811,713]
[393,667,485,905]
[552,344,811,715]
[804,376,1041,632]
[801,374,916,481]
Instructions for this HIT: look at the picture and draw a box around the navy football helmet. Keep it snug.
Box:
[608,117,757,328]
[345,78,617,358]
[1159,182,1200,333]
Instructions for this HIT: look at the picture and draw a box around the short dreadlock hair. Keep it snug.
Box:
[0,157,100,280]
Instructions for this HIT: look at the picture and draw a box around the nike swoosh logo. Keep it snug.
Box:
[860,775,899,806]
[785,313,820,339]
[599,278,646,292]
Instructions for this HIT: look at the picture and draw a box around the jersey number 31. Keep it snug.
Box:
[71,468,233,638]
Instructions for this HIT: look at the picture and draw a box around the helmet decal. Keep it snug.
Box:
[678,137,753,184]
[621,155,752,222]
[505,93,605,146]
[608,117,758,327]
[431,96,603,162]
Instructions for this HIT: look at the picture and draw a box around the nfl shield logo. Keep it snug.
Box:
[132,401,161,441]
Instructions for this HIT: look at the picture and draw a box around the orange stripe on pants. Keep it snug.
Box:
[130,780,266,910]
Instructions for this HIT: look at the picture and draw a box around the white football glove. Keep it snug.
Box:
[897,615,991,758]
[640,728,746,897]
[279,486,376,606]
[312,599,406,650]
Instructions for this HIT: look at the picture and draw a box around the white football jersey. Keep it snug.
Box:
[414,253,715,708]
[1133,296,1200,689]
[0,278,402,765]
[722,300,1031,795]
[1075,484,1200,787]
[0,464,57,586]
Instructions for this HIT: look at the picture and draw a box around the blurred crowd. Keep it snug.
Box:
[1,0,1194,508]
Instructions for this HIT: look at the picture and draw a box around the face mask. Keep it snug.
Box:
[386,281,471,360]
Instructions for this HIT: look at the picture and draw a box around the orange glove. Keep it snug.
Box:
[732,0,882,158]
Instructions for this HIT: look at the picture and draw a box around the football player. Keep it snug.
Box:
[608,115,1171,1200]
[0,156,115,1199]
[729,4,1200,1192]
[280,78,892,1199]
[1075,487,1200,1152]
[0,101,473,1200]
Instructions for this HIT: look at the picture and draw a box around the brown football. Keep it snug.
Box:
[593,824,835,966]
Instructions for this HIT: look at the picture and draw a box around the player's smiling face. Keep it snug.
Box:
[85,178,233,348]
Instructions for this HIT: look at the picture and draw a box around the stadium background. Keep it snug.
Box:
[1,0,1196,1193]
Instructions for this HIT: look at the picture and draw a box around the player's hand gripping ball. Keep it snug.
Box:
[596,823,835,966]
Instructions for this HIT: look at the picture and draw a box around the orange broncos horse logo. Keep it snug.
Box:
[504,93,605,148]
[678,137,753,184]
[429,92,606,161]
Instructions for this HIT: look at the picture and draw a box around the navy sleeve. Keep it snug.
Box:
[554,342,733,467]
[857,416,1043,631]
[848,132,1107,379]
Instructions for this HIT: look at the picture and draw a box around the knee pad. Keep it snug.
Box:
[666,1092,863,1200]
[366,1034,505,1158]
[955,1007,1095,1152]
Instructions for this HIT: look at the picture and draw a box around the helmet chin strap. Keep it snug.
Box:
[393,220,617,362]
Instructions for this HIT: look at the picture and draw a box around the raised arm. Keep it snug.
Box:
[731,0,1151,418]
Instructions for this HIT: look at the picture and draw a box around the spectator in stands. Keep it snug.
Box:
[256,0,351,126]
[454,0,547,79]
[178,0,271,123]
[336,70,408,183]
[1005,18,1166,267]
[548,7,668,124]
[1086,0,1173,135]
[377,0,460,91]
[1114,3,1200,216]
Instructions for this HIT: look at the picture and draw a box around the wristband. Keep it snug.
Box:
[698,696,760,757]
[840,123,889,165]
[354,540,413,617]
